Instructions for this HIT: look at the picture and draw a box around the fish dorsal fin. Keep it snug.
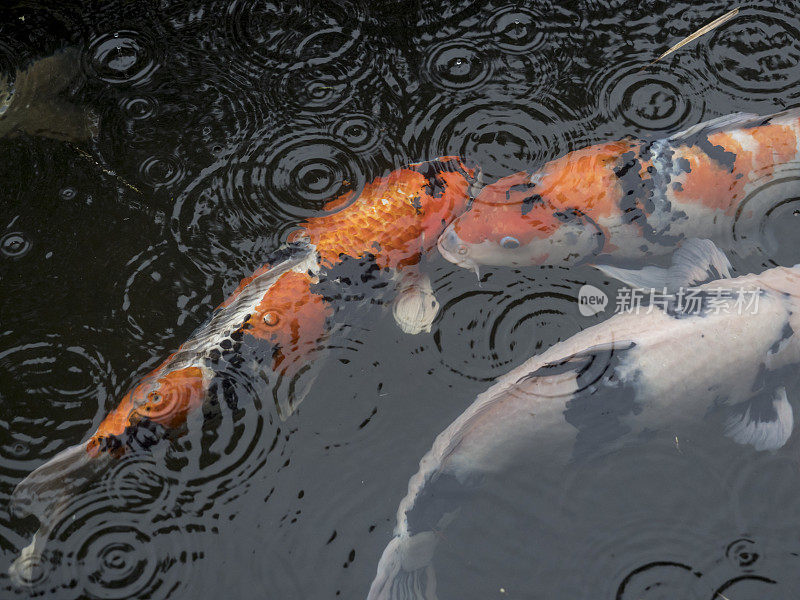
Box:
[724,386,793,451]
[594,238,732,291]
[665,238,733,287]
[669,112,762,142]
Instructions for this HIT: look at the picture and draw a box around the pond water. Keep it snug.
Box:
[2,1,800,598]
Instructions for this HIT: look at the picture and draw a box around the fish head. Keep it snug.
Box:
[438,171,604,269]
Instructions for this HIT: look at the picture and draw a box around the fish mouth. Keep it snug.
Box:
[437,226,468,264]
[437,228,482,281]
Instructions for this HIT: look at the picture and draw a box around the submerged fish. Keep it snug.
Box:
[0,48,95,142]
[10,156,474,584]
[367,240,800,600]
[438,109,800,272]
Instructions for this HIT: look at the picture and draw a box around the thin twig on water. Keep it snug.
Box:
[643,7,740,70]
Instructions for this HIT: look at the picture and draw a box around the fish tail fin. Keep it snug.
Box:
[367,533,439,600]
[9,442,112,586]
[11,443,112,521]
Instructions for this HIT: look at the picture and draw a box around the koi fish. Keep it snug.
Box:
[0,48,95,142]
[9,156,474,584]
[438,109,800,272]
[368,240,800,600]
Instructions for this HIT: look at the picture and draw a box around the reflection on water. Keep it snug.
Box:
[2,1,800,598]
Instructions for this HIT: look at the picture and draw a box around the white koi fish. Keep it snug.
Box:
[368,240,800,599]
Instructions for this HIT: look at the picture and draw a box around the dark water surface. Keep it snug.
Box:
[2,1,800,598]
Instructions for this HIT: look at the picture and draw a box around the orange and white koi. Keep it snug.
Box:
[438,109,800,271]
[10,156,474,584]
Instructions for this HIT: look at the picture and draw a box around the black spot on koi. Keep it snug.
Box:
[521,193,544,216]
[409,156,475,199]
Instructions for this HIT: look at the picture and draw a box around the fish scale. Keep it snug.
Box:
[84,157,473,452]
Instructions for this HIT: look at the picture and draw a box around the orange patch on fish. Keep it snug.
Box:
[537,140,634,217]
[749,123,798,175]
[305,163,471,270]
[673,144,740,211]
[451,171,555,244]
[86,365,208,456]
[454,140,635,245]
[140,367,208,428]
[244,270,332,370]
[676,124,800,212]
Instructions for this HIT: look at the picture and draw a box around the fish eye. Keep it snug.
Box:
[500,236,520,250]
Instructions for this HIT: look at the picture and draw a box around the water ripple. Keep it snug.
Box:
[121,95,158,121]
[432,268,589,381]
[329,113,384,154]
[221,0,363,75]
[118,242,211,346]
[192,68,271,147]
[589,58,707,135]
[730,166,800,268]
[404,94,569,180]
[0,231,30,260]
[422,39,492,92]
[0,335,113,488]
[704,6,800,102]
[170,129,379,277]
[138,153,187,190]
[48,489,197,599]
[487,4,548,54]
[76,525,160,599]
[87,31,160,86]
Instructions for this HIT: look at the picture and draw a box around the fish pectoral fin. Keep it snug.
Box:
[392,271,440,335]
[667,238,732,286]
[367,533,440,600]
[723,386,793,451]
[592,263,672,291]
[9,530,49,587]
[269,345,331,420]
[594,238,731,290]
[11,443,110,521]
